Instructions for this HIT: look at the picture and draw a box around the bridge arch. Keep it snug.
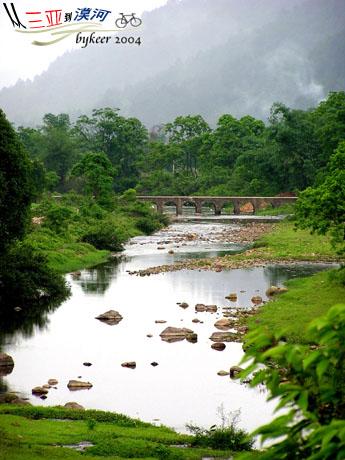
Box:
[137,196,297,216]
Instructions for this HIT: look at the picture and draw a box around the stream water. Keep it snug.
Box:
[1,220,333,433]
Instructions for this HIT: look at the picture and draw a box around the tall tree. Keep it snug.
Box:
[41,113,79,187]
[71,152,115,206]
[165,115,211,174]
[75,108,148,192]
[0,109,33,254]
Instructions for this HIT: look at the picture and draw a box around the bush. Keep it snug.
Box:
[239,303,345,459]
[187,409,253,452]
[0,242,69,308]
[80,221,124,252]
[136,216,162,234]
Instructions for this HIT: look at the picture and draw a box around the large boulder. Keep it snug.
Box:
[95,310,123,325]
[0,353,14,376]
[160,327,194,343]
[67,380,93,390]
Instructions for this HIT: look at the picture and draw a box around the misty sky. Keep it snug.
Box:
[0,0,168,89]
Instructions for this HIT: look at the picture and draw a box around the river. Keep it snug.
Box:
[0,219,333,433]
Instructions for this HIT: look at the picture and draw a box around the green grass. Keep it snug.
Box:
[239,221,339,262]
[255,203,295,216]
[246,269,345,344]
[0,407,234,460]
[26,228,110,273]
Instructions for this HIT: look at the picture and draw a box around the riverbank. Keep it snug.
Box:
[0,406,242,460]
[27,193,169,274]
[243,269,345,344]
[129,221,342,276]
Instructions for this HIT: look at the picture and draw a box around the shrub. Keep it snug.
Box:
[187,409,253,451]
[0,242,69,308]
[80,221,124,251]
[239,303,345,459]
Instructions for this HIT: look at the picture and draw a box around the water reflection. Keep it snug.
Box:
[77,259,123,295]
[263,263,336,286]
[0,294,69,344]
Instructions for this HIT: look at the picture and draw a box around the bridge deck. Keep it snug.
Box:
[138,196,296,216]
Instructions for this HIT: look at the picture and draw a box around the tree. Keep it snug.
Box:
[165,115,211,175]
[41,113,79,187]
[295,141,345,254]
[75,108,148,192]
[267,103,321,191]
[71,152,115,206]
[312,91,345,166]
[0,109,33,253]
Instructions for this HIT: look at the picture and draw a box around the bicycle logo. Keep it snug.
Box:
[115,13,142,29]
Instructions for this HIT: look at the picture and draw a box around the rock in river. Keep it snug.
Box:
[225,293,237,301]
[266,285,288,296]
[32,386,49,396]
[67,380,93,390]
[95,310,123,325]
[0,353,14,377]
[121,362,136,369]
[64,402,85,410]
[251,296,263,304]
[230,366,244,378]
[209,331,241,343]
[211,342,226,351]
[218,370,230,376]
[179,302,189,309]
[160,327,195,343]
[214,318,234,330]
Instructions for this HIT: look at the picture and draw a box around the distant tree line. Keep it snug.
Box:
[16,92,345,200]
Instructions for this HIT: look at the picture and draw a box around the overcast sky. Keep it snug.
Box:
[0,0,169,90]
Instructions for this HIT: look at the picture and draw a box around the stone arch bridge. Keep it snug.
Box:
[138,196,296,216]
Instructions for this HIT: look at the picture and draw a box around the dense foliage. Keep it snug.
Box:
[17,92,345,198]
[0,110,69,312]
[296,141,345,254]
[0,109,33,253]
[239,303,345,459]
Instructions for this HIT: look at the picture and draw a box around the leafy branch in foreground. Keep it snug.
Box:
[239,303,345,459]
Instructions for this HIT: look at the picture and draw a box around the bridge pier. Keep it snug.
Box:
[176,198,183,216]
[195,200,203,214]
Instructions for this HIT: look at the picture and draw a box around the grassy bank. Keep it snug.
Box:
[27,193,168,274]
[244,269,345,344]
[0,406,241,460]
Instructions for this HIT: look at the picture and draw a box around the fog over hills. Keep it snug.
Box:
[1,0,345,127]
